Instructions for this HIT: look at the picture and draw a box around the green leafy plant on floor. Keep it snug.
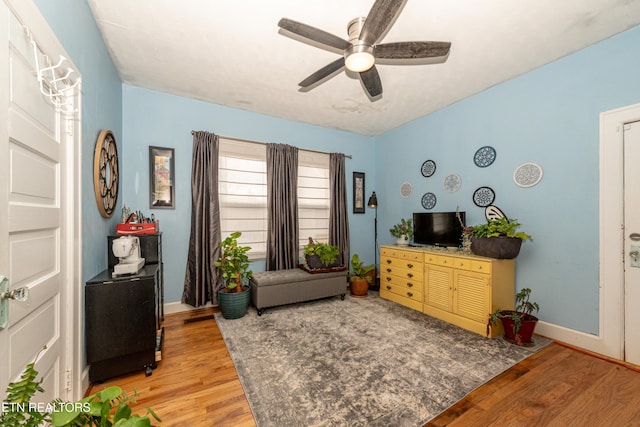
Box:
[0,347,160,427]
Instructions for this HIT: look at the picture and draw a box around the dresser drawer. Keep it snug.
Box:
[381,281,423,302]
[471,260,491,274]
[380,273,421,292]
[381,264,423,281]
[381,247,423,262]
[381,256,421,272]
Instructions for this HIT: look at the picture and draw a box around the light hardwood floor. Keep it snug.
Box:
[89,308,640,426]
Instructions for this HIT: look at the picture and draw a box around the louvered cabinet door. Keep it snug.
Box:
[453,270,490,323]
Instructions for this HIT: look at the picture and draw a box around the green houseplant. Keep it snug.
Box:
[389,218,413,245]
[487,288,540,346]
[0,348,159,427]
[467,217,532,259]
[214,231,253,319]
[303,238,341,269]
[348,253,375,298]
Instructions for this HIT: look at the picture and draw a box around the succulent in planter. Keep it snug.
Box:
[389,218,414,243]
[466,217,532,259]
[304,237,341,269]
[487,288,540,346]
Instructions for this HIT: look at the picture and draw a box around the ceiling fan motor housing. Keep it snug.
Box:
[345,17,375,72]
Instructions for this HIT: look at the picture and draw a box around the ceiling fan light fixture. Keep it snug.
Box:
[345,44,374,72]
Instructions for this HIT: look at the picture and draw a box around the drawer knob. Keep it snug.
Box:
[407,273,413,278]
[407,282,413,288]
[386,285,392,290]
[386,277,391,281]
[407,292,413,298]
[407,263,413,269]
[386,268,392,273]
[386,259,392,264]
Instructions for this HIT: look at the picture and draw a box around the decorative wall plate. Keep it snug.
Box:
[443,174,461,193]
[421,192,437,210]
[514,162,543,187]
[93,129,119,218]
[474,146,496,168]
[421,160,437,177]
[400,182,413,198]
[473,186,495,207]
[485,205,506,221]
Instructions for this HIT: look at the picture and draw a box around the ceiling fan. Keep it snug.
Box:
[277,0,451,100]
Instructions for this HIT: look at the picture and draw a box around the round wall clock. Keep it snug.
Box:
[93,129,119,218]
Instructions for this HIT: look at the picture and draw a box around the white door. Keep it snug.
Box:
[0,1,77,403]
[624,120,640,365]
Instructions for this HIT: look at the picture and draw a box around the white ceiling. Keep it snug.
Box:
[87,0,640,136]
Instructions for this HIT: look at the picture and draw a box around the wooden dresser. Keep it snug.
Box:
[380,245,515,337]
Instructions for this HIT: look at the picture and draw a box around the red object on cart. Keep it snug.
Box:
[116,222,159,235]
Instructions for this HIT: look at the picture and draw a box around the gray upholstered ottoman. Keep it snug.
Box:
[250,268,348,315]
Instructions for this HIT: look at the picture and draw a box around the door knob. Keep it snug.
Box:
[1,287,29,302]
[0,276,29,330]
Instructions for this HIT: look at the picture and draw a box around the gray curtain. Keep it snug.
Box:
[182,131,223,307]
[266,143,299,270]
[329,153,350,266]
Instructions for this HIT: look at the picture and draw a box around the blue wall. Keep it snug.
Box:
[34,0,122,283]
[121,86,375,303]
[376,25,640,335]
[34,0,640,335]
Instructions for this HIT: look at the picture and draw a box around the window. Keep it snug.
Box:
[218,138,330,260]
[298,150,330,248]
[219,139,267,259]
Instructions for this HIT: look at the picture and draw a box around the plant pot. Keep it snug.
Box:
[305,254,343,269]
[470,236,523,259]
[218,286,250,319]
[396,235,409,245]
[349,277,369,298]
[499,311,539,346]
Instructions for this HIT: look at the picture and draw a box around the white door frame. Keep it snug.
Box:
[598,103,640,359]
[5,0,83,400]
[534,103,640,360]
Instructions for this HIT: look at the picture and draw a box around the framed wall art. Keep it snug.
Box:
[149,146,175,209]
[353,172,365,214]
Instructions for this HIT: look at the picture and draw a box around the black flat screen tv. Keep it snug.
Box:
[413,211,465,248]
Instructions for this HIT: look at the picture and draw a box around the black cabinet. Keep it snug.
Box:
[85,265,161,382]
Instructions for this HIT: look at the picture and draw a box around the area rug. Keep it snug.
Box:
[215,293,551,427]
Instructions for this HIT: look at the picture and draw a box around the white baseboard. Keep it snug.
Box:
[535,320,615,359]
[164,301,216,315]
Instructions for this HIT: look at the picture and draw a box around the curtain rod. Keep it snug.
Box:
[191,132,352,159]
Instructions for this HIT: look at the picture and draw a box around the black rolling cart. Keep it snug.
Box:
[85,265,160,382]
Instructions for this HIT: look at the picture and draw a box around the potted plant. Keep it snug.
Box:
[349,253,375,298]
[214,231,253,319]
[389,218,413,245]
[0,348,160,426]
[467,217,532,259]
[487,288,540,346]
[303,237,341,269]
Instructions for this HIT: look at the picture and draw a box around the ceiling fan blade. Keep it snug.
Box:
[359,66,383,98]
[299,57,345,88]
[359,0,406,45]
[375,41,451,59]
[278,18,350,51]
